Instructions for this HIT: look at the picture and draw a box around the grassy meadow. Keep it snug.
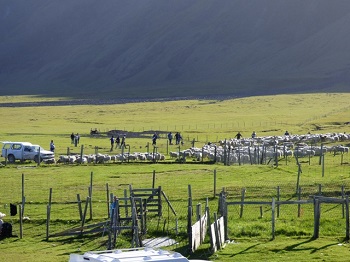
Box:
[0,93,350,262]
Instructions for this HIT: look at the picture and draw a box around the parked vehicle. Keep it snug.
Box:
[1,141,55,163]
[69,247,211,262]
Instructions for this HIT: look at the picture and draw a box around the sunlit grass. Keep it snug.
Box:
[0,93,350,261]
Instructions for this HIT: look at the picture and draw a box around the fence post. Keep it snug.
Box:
[46,188,52,241]
[106,183,110,218]
[46,204,51,241]
[342,185,345,219]
[319,144,324,165]
[213,169,217,198]
[19,204,23,239]
[95,146,98,164]
[239,188,246,218]
[346,196,349,241]
[188,185,193,216]
[296,164,302,194]
[124,189,128,217]
[152,170,156,188]
[81,197,90,232]
[89,172,93,220]
[298,187,302,217]
[313,198,320,239]
[271,198,275,240]
[223,139,227,166]
[187,205,193,254]
[276,186,280,218]
[321,154,325,177]
[77,194,83,220]
[318,184,322,195]
[80,145,84,164]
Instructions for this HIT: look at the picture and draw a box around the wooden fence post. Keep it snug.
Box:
[345,196,350,240]
[46,205,51,241]
[271,198,275,240]
[89,172,93,220]
[81,197,90,232]
[239,188,246,218]
[298,187,302,217]
[22,173,25,212]
[319,144,323,165]
[321,154,325,177]
[318,184,322,195]
[188,205,193,254]
[342,185,345,219]
[296,164,302,194]
[346,196,349,241]
[213,169,217,198]
[77,194,83,220]
[124,189,129,217]
[19,204,23,239]
[46,188,52,241]
[276,186,280,218]
[313,198,320,239]
[152,170,156,188]
[80,145,84,164]
[106,183,109,218]
[188,185,193,216]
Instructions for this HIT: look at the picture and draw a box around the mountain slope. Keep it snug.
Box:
[1,0,350,99]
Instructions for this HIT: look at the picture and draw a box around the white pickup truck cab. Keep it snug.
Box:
[1,141,55,163]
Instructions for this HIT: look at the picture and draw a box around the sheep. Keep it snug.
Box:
[43,158,56,164]
[169,152,179,158]
[332,145,349,154]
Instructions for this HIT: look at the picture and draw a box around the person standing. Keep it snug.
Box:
[110,136,115,151]
[251,131,256,138]
[175,132,180,145]
[121,135,126,148]
[50,140,55,152]
[167,132,173,145]
[235,132,243,139]
[152,133,158,145]
[115,135,120,149]
[70,132,75,144]
[74,134,78,147]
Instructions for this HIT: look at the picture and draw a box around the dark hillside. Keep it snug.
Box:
[1,0,350,99]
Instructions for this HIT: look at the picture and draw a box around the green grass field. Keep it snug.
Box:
[0,93,350,262]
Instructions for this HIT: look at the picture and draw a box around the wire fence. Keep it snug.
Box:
[0,150,349,245]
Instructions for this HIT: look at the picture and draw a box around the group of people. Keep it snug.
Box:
[167,132,183,145]
[234,130,291,140]
[70,133,80,147]
[109,134,126,151]
[168,132,184,145]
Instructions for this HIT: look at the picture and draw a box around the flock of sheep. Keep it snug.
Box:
[170,132,350,164]
[55,152,165,164]
[46,132,349,165]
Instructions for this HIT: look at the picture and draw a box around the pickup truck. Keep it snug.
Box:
[69,247,211,262]
[1,141,55,163]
